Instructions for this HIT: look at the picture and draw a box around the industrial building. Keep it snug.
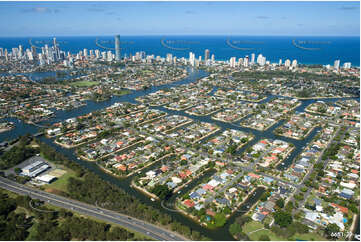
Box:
[21,160,49,178]
[35,174,57,184]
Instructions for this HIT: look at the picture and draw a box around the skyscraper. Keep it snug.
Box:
[204,49,210,62]
[343,62,351,69]
[229,57,236,68]
[334,60,340,70]
[189,52,195,66]
[53,37,58,60]
[285,59,291,67]
[31,46,37,60]
[115,35,121,61]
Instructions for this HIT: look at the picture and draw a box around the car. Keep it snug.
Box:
[146,232,150,235]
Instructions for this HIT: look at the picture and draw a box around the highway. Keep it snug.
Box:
[0,176,187,241]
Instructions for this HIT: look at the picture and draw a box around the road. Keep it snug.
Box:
[289,125,342,206]
[0,176,187,241]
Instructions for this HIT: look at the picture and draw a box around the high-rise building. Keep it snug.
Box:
[229,57,236,68]
[166,53,173,63]
[31,46,37,60]
[53,38,58,60]
[343,62,351,69]
[53,37,57,49]
[4,49,8,61]
[244,56,249,67]
[279,59,282,66]
[291,59,298,68]
[18,45,23,58]
[284,59,291,67]
[83,49,88,58]
[26,50,33,61]
[204,49,210,62]
[95,50,100,59]
[115,35,121,61]
[211,54,215,63]
[189,52,195,66]
[257,54,266,66]
[251,53,255,64]
[334,60,340,70]
[107,50,113,61]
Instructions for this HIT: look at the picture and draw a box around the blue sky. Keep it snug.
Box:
[0,1,359,36]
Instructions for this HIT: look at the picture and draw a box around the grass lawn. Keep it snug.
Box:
[242,221,284,241]
[290,232,328,241]
[243,221,328,241]
[69,80,99,87]
[114,90,131,96]
[43,168,77,193]
[206,213,227,229]
[25,223,39,241]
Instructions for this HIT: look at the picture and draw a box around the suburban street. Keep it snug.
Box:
[0,176,187,241]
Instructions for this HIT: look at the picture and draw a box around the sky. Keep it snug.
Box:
[0,1,359,37]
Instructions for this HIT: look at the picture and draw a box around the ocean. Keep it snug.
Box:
[0,35,359,66]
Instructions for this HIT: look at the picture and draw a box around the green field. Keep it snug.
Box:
[242,221,284,241]
[69,80,99,87]
[242,221,328,241]
[43,168,77,193]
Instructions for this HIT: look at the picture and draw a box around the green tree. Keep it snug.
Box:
[259,234,271,241]
[150,184,172,200]
[273,210,293,228]
[325,223,340,238]
[276,198,285,208]
[229,222,241,235]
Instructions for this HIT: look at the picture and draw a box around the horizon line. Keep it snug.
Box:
[0,34,359,38]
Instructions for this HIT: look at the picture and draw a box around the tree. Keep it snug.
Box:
[150,184,172,200]
[260,191,271,202]
[273,210,293,228]
[259,234,271,241]
[229,222,241,236]
[276,198,285,208]
[324,205,335,216]
[14,167,22,174]
[325,223,340,238]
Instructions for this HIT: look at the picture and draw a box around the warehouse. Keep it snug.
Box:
[21,160,49,177]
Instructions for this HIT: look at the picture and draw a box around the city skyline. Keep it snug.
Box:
[0,1,359,37]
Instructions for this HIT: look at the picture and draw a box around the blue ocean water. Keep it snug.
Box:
[0,35,359,66]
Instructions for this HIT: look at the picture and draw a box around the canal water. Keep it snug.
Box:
[0,68,359,240]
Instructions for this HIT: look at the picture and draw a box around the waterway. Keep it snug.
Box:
[0,68,359,240]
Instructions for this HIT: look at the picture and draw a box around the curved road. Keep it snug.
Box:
[0,177,187,241]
